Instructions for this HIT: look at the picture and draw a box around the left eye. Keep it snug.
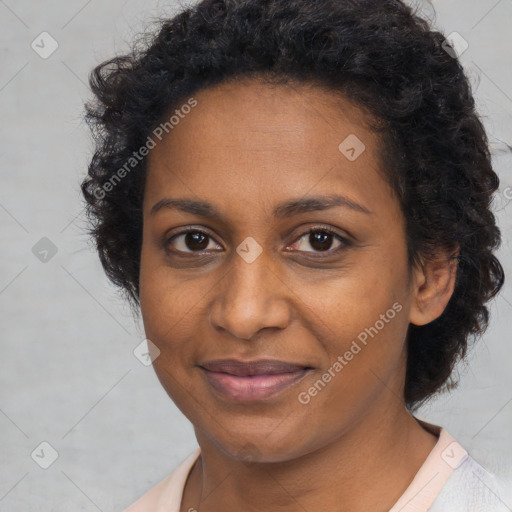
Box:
[288,229,347,253]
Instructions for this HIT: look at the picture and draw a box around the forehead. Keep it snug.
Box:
[144,79,396,221]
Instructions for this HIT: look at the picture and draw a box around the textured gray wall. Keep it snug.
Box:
[0,0,511,510]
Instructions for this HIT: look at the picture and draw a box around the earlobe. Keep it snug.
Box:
[409,246,459,326]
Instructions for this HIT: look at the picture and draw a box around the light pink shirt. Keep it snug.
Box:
[123,421,507,511]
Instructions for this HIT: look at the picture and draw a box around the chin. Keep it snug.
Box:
[206,426,317,465]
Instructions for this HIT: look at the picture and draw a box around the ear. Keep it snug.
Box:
[408,245,460,326]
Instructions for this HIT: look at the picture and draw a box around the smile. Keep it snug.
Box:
[199,361,313,402]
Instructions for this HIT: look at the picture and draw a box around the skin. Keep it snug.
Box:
[139,78,459,512]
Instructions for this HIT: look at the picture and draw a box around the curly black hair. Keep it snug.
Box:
[80,0,504,410]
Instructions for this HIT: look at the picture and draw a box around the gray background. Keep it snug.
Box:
[0,0,511,510]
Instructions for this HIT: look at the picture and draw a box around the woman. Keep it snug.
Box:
[81,0,508,510]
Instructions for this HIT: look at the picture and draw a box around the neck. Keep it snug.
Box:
[181,401,438,512]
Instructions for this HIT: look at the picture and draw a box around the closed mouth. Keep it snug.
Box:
[199,358,312,376]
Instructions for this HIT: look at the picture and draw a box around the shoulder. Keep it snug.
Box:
[429,452,512,511]
[122,474,173,512]
[122,448,201,512]
[405,418,512,511]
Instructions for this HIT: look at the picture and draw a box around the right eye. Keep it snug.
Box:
[165,228,223,255]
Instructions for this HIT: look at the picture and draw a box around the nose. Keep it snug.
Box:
[208,249,291,340]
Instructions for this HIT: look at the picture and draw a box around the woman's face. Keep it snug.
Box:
[139,79,423,462]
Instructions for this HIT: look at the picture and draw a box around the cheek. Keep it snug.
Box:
[313,290,407,385]
[300,252,406,342]
[295,304,408,435]
[296,255,409,397]
[139,246,188,342]
[139,254,206,407]
[140,274,200,347]
[139,251,218,374]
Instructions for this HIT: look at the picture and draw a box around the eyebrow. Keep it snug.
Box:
[149,194,372,219]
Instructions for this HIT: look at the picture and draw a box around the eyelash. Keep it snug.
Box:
[164,225,351,258]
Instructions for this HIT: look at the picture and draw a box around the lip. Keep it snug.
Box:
[199,359,313,402]
[200,359,310,376]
